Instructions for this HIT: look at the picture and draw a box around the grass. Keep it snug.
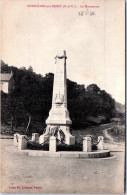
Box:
[72,123,125,143]
[107,125,125,142]
[72,123,114,142]
[1,122,125,144]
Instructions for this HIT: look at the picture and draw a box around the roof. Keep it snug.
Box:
[1,73,13,81]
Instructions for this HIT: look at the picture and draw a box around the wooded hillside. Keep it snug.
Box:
[1,60,118,129]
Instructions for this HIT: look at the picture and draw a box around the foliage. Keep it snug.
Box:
[1,60,117,130]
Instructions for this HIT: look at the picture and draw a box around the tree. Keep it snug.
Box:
[1,61,117,130]
[86,84,100,93]
[28,66,33,72]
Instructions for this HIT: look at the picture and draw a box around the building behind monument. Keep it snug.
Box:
[0,72,15,93]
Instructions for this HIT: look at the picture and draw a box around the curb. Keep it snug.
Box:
[5,146,111,159]
[0,137,14,139]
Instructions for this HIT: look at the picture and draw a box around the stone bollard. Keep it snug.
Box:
[97,136,104,150]
[39,134,49,144]
[83,136,92,152]
[18,135,28,150]
[32,133,39,142]
[66,134,75,145]
[14,133,20,147]
[49,136,57,152]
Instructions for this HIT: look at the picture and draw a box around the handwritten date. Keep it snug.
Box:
[78,9,96,16]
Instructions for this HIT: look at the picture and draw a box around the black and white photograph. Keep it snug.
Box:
[0,0,125,193]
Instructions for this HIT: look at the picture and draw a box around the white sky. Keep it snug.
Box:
[1,0,125,104]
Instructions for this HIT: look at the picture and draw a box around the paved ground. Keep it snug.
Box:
[0,139,125,194]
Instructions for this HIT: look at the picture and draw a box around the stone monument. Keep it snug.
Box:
[39,50,75,145]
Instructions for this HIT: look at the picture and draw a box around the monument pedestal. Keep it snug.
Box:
[58,125,75,145]
[46,106,72,125]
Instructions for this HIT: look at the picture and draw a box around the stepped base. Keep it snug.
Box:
[5,146,111,159]
[41,125,75,145]
[46,107,72,125]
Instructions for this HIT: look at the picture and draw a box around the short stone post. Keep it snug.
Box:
[49,136,57,152]
[39,134,49,144]
[66,134,75,145]
[18,135,28,150]
[14,133,19,147]
[97,136,104,150]
[83,136,92,152]
[32,133,39,142]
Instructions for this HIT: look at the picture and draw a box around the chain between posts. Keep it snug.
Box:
[24,136,50,146]
[76,136,102,146]
[39,138,50,145]
[90,136,101,146]
[24,136,35,145]
[22,135,102,147]
[70,128,102,146]
[56,138,69,146]
[76,138,84,145]
[24,136,31,141]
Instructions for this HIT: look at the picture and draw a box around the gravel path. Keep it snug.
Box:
[0,139,125,194]
[103,128,114,142]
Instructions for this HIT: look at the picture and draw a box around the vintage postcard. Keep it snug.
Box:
[0,0,125,194]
